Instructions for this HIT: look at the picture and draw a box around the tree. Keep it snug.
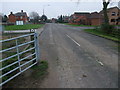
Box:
[76,0,115,34]
[58,15,63,23]
[102,0,111,25]
[29,12,40,24]
[2,15,8,23]
[101,0,116,34]
[40,15,47,23]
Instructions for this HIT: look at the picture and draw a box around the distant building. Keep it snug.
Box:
[40,15,47,23]
[51,18,57,23]
[100,6,120,25]
[63,16,70,23]
[74,16,88,25]
[8,10,28,25]
[90,12,103,26]
[69,12,91,25]
[69,6,120,26]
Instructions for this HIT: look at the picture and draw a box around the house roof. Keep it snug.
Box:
[74,12,91,18]
[15,12,27,16]
[74,16,86,22]
[99,6,120,13]
[107,6,119,11]
[90,12,103,19]
[74,12,90,15]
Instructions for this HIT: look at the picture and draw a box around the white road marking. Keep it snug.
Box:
[66,34,104,66]
[49,24,54,44]
[98,61,104,66]
[66,34,81,47]
[96,60,104,66]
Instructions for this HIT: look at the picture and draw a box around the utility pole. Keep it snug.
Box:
[43,4,50,15]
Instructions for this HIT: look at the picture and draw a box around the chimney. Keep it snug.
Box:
[10,12,13,14]
[21,10,23,12]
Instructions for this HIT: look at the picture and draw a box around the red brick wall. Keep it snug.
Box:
[8,14,16,23]
[69,14,91,25]
[16,16,28,23]
[91,18,102,26]
[16,16,27,22]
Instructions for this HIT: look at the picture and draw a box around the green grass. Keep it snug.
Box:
[64,23,97,27]
[84,29,120,42]
[32,61,48,78]
[116,25,120,27]
[5,24,44,30]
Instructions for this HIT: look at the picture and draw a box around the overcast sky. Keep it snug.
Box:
[1,0,119,19]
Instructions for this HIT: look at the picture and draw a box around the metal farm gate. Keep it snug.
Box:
[0,33,40,86]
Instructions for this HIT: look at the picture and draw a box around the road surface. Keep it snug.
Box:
[39,23,118,88]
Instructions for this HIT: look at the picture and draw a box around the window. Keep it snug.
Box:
[116,18,120,22]
[117,13,119,16]
[20,16,23,19]
[111,12,116,16]
[111,19,116,22]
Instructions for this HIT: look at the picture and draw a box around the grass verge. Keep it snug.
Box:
[32,61,48,79]
[84,29,120,42]
[64,23,96,27]
[5,24,44,30]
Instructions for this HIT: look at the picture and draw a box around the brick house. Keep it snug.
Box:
[90,12,103,26]
[62,16,70,23]
[8,10,28,25]
[69,12,91,25]
[73,16,88,25]
[69,6,120,26]
[51,18,57,23]
[100,7,120,25]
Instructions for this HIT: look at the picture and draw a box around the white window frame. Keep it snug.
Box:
[111,12,116,16]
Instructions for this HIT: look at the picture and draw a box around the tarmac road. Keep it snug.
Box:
[39,23,118,88]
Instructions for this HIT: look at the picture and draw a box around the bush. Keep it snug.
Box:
[101,24,116,34]
[112,29,120,38]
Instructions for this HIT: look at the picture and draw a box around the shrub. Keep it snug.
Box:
[100,24,116,34]
[112,29,120,38]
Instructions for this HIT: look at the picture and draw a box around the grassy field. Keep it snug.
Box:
[5,24,44,30]
[64,23,97,27]
[84,29,119,42]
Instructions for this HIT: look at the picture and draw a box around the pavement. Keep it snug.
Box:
[39,23,118,88]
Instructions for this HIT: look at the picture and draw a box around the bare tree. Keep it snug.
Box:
[29,12,39,19]
[102,0,111,24]
[29,12,40,23]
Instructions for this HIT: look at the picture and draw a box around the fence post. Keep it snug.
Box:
[34,33,40,63]
[37,33,40,61]
[30,31,36,63]
[16,39,22,72]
